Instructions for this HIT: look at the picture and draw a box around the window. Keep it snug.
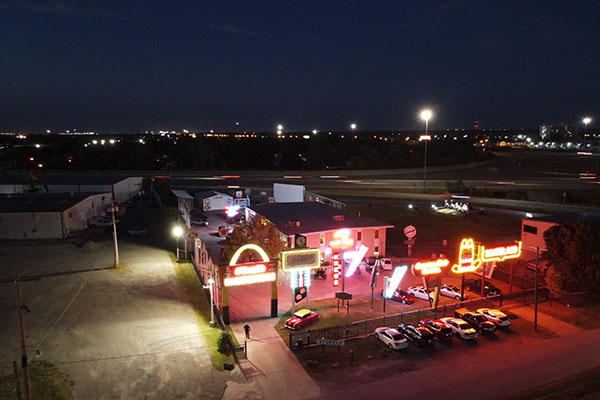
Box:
[374,246,379,254]
[524,224,538,234]
[357,231,362,241]
[320,235,325,245]
[375,230,379,239]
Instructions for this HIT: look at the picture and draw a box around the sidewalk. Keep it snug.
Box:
[231,319,320,400]
[507,304,583,336]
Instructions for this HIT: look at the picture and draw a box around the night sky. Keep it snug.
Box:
[2,0,599,132]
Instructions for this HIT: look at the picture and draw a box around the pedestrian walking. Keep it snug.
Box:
[243,323,250,339]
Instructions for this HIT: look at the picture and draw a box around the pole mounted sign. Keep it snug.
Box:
[411,258,450,277]
[451,238,481,273]
[404,225,417,239]
[481,241,522,262]
[281,248,321,272]
[223,244,277,287]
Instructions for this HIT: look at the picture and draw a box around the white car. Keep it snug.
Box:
[477,308,511,327]
[127,226,148,236]
[407,286,433,301]
[440,284,468,300]
[381,258,393,270]
[374,327,408,350]
[439,317,478,340]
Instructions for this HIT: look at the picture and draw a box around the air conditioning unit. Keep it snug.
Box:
[332,215,345,222]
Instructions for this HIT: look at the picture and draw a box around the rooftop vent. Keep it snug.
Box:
[332,215,345,222]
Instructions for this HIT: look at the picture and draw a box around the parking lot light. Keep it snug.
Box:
[173,226,183,261]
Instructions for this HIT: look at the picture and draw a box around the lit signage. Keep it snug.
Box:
[224,244,277,287]
[330,228,354,248]
[384,266,408,299]
[290,269,312,289]
[344,245,369,277]
[332,254,341,287]
[451,238,481,273]
[412,258,450,277]
[281,248,321,272]
[419,135,431,141]
[481,242,521,262]
[225,205,240,217]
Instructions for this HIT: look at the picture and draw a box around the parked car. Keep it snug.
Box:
[477,308,511,327]
[374,327,408,350]
[419,319,454,341]
[313,267,326,280]
[439,317,478,340]
[284,309,319,330]
[463,279,502,296]
[365,256,377,272]
[397,324,437,346]
[454,308,497,333]
[382,289,415,304]
[407,286,433,302]
[127,226,148,236]
[381,258,393,270]
[440,284,468,300]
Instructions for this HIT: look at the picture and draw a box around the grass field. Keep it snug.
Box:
[523,301,600,330]
[0,360,73,400]
[344,203,522,258]
[505,366,600,400]
[171,258,235,370]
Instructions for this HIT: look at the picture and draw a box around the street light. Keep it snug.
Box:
[420,109,433,192]
[172,226,183,261]
[350,123,357,130]
[583,117,591,133]
[203,277,216,326]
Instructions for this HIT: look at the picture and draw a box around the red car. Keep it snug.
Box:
[382,289,415,304]
[284,309,319,330]
[419,319,454,340]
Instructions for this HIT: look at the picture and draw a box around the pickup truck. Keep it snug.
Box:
[463,278,502,296]
[454,308,497,333]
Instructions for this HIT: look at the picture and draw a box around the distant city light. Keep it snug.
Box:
[312,129,318,134]
[35,144,41,148]
[408,204,413,209]
[350,123,357,130]
[303,135,310,139]
[583,117,592,125]
[37,163,43,168]
[277,124,283,131]
[46,130,50,134]
[109,139,115,144]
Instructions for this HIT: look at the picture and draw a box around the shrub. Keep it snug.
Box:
[217,332,231,355]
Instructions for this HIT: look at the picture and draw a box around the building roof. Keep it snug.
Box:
[194,190,232,200]
[0,192,107,213]
[171,189,194,200]
[0,173,139,186]
[250,202,393,235]
[524,215,600,225]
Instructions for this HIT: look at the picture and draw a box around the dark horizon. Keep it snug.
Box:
[1,1,599,132]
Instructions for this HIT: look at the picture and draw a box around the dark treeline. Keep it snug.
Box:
[0,133,489,171]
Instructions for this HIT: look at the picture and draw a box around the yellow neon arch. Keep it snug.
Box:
[229,244,270,265]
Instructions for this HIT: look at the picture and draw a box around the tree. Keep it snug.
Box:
[544,220,600,295]
[223,217,287,262]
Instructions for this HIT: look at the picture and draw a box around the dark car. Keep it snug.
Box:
[365,256,377,272]
[419,319,454,340]
[463,279,502,296]
[454,309,497,334]
[397,323,437,346]
[313,267,326,280]
[382,289,415,304]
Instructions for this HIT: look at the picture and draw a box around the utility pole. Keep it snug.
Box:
[534,246,539,332]
[16,277,32,400]
[111,200,119,267]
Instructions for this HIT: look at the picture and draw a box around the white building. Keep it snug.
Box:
[0,192,112,239]
[195,190,233,212]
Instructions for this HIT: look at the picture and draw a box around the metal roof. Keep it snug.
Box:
[250,202,393,235]
[0,192,108,213]
[170,189,194,200]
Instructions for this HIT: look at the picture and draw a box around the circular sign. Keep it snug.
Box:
[442,239,448,247]
[404,225,417,239]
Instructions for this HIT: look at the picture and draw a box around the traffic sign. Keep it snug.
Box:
[317,338,345,346]
[404,225,417,239]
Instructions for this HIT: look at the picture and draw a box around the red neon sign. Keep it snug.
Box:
[233,264,267,276]
[412,258,450,276]
[332,254,341,287]
[330,229,354,248]
[481,242,521,262]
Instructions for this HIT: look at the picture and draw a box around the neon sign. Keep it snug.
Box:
[233,264,267,276]
[290,269,312,289]
[344,245,369,277]
[332,254,341,287]
[481,242,521,262]
[224,244,276,287]
[281,248,321,272]
[451,238,481,273]
[412,258,450,277]
[225,204,240,217]
[330,228,354,248]
[384,266,408,299]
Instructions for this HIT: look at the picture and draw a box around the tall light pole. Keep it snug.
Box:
[583,117,591,133]
[203,277,216,326]
[420,109,433,192]
[277,124,283,136]
[350,123,357,131]
[172,226,183,261]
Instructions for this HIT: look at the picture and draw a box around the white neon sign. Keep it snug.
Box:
[384,266,408,299]
[224,272,276,287]
[345,245,369,277]
[233,264,267,276]
[229,244,270,265]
